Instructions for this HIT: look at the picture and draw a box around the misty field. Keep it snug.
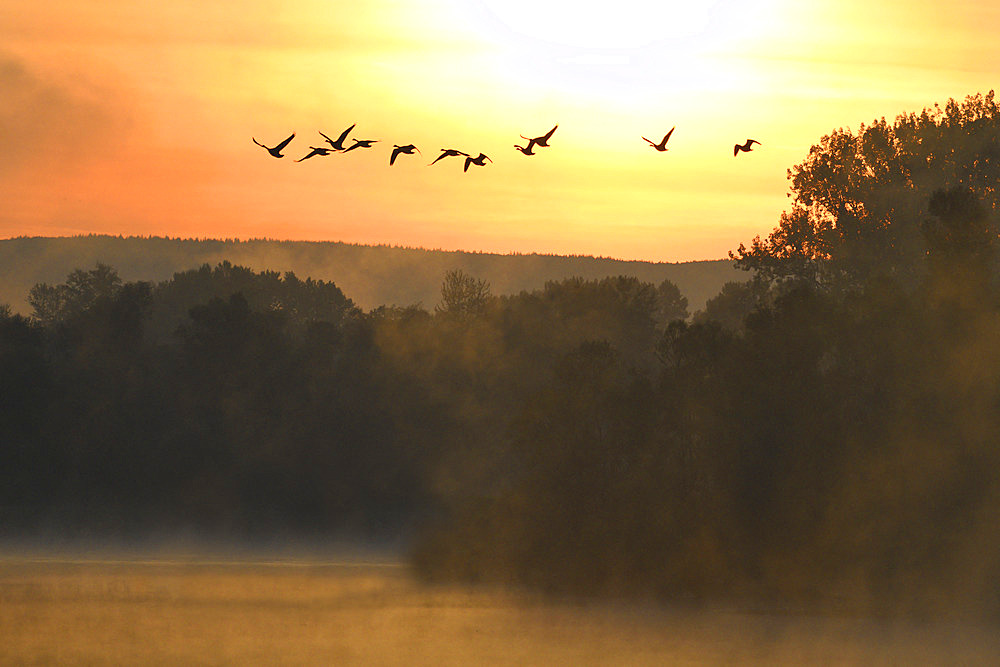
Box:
[1,555,998,665]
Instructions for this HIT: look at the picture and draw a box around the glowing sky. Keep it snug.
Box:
[1,0,998,261]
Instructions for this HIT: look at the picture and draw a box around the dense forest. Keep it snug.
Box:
[2,92,1000,615]
[0,236,739,315]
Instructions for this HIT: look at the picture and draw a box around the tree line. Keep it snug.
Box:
[0,260,686,539]
[0,234,738,315]
[2,91,999,615]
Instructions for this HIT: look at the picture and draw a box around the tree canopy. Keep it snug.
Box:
[733,91,1000,290]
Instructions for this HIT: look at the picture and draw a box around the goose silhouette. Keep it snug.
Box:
[464,153,492,172]
[319,125,356,151]
[296,146,333,162]
[342,139,378,153]
[390,144,421,166]
[643,127,675,152]
[514,142,536,155]
[428,149,469,166]
[253,133,295,158]
[521,125,557,148]
[734,139,760,156]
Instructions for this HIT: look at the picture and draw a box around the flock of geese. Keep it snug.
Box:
[253,124,761,169]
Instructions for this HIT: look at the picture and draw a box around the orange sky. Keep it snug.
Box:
[1,0,998,262]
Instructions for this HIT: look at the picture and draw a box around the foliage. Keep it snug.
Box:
[654,278,689,324]
[435,269,492,319]
[28,263,123,327]
[0,236,740,317]
[4,94,1000,615]
[732,91,1000,290]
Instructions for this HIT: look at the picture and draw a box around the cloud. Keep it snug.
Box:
[0,53,127,176]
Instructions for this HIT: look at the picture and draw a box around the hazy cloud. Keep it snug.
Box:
[0,53,127,176]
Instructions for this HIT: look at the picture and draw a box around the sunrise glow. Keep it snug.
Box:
[2,0,998,261]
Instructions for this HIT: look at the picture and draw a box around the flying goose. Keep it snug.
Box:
[521,125,557,148]
[390,144,421,165]
[734,139,761,156]
[342,139,378,153]
[319,124,356,150]
[296,146,333,162]
[463,153,492,172]
[428,149,469,166]
[253,133,295,158]
[642,127,675,152]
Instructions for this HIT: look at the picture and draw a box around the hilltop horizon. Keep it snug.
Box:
[3,233,729,265]
[0,235,742,316]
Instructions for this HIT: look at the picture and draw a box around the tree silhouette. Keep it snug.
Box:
[435,269,492,319]
[28,263,122,326]
[654,278,689,324]
[695,281,760,330]
[732,91,1000,290]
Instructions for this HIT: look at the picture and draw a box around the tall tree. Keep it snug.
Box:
[28,263,123,326]
[435,269,492,319]
[654,278,689,325]
[732,91,1000,290]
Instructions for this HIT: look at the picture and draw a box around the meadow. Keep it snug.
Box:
[2,555,998,665]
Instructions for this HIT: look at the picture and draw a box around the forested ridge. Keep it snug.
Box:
[0,236,738,315]
[3,92,1000,615]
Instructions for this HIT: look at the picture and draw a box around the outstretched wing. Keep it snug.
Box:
[734,144,741,156]
[541,124,558,141]
[390,146,401,165]
[463,157,472,172]
[318,131,336,148]
[663,126,675,145]
[275,133,295,151]
[336,124,356,144]
[296,148,321,162]
[642,136,655,146]
[428,152,447,165]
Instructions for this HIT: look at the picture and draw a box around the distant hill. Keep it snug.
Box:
[0,236,745,315]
